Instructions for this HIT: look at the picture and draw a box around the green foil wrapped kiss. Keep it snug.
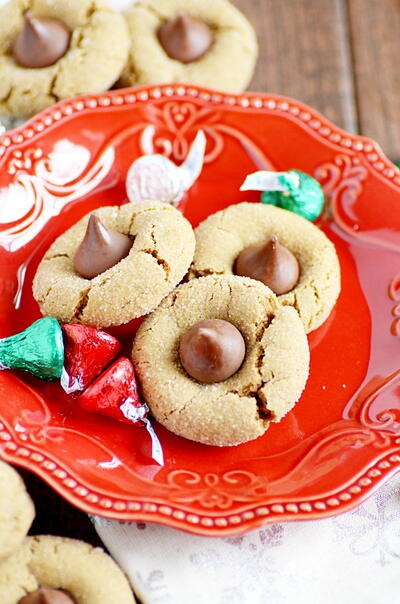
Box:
[241,169,325,221]
[0,317,64,380]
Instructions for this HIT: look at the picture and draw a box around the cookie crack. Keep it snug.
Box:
[138,228,171,279]
[46,71,60,103]
[45,253,70,261]
[139,248,170,279]
[227,313,275,423]
[127,206,174,233]
[189,268,224,278]
[72,286,91,321]
[37,285,53,305]
[0,85,14,107]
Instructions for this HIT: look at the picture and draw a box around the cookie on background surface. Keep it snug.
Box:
[0,461,34,560]
[190,202,341,333]
[133,275,310,446]
[33,201,195,328]
[120,0,258,92]
[0,0,129,119]
[0,535,135,603]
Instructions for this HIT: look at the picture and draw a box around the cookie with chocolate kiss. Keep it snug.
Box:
[120,0,258,93]
[0,536,134,603]
[133,275,310,446]
[190,202,341,333]
[0,0,130,119]
[33,201,195,328]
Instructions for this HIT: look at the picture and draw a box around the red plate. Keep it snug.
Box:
[0,85,399,536]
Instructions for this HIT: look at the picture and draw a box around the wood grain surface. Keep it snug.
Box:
[9,0,400,597]
[348,0,400,160]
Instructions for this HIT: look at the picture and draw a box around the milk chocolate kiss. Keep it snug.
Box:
[179,319,246,383]
[13,12,71,68]
[18,587,76,604]
[158,12,213,63]
[235,236,299,295]
[74,215,133,279]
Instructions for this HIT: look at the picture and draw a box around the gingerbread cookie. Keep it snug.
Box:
[0,0,129,119]
[119,0,258,93]
[0,462,34,560]
[0,535,135,603]
[189,202,341,333]
[33,201,195,328]
[133,275,309,446]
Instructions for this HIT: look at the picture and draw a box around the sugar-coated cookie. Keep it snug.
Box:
[0,0,129,119]
[133,275,309,446]
[0,461,34,560]
[190,202,341,333]
[120,0,258,93]
[0,535,135,603]
[33,201,195,328]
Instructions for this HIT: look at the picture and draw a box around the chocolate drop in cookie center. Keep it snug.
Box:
[158,12,214,63]
[74,214,133,280]
[179,319,246,383]
[18,586,76,604]
[235,235,299,295]
[13,12,71,68]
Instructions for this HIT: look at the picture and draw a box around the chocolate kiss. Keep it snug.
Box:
[235,236,299,295]
[74,215,133,279]
[13,12,71,68]
[18,586,76,604]
[179,319,246,383]
[158,12,213,64]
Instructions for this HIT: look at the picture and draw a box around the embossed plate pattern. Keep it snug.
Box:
[0,85,399,536]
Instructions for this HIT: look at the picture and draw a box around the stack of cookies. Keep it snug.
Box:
[0,461,135,603]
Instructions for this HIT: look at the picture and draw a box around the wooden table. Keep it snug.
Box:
[20,0,400,569]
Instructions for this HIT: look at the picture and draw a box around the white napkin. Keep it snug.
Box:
[93,474,400,604]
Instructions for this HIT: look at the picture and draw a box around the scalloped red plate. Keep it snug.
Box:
[0,85,400,536]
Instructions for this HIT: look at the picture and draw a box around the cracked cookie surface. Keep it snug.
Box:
[132,275,309,446]
[0,0,129,119]
[32,201,196,328]
[119,0,258,93]
[189,202,341,333]
[0,535,135,603]
[0,462,34,560]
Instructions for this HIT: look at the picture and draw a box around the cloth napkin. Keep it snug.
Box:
[93,474,400,604]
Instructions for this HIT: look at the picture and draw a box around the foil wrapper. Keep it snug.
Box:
[77,357,148,425]
[126,130,206,206]
[142,417,164,466]
[61,324,121,395]
[0,317,64,380]
[241,169,325,221]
